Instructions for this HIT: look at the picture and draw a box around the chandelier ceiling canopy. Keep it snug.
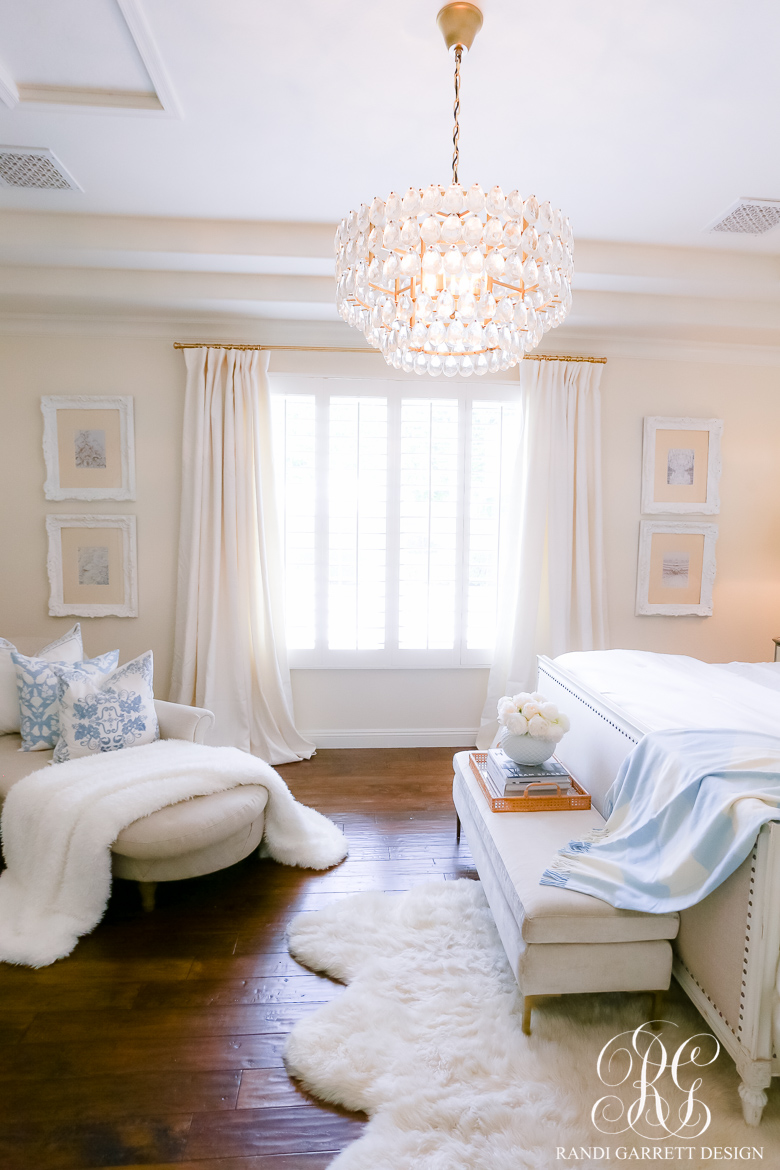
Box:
[335,2,574,377]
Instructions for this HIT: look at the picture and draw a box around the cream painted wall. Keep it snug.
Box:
[290,668,489,744]
[0,333,778,746]
[601,357,780,663]
[0,334,183,688]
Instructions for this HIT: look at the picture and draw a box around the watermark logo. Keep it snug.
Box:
[591,1021,720,1140]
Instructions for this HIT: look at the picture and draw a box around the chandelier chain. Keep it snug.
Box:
[452,45,462,185]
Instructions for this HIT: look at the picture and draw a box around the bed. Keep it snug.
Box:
[539,649,780,1126]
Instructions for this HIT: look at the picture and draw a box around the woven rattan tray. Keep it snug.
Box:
[469,751,591,813]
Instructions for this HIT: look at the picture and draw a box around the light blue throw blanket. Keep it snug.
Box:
[540,729,780,913]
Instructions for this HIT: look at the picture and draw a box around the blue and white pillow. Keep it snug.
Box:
[0,624,83,736]
[12,648,118,752]
[53,650,159,763]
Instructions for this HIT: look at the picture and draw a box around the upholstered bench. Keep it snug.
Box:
[452,750,679,1033]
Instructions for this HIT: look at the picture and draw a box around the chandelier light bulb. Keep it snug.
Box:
[334,2,573,376]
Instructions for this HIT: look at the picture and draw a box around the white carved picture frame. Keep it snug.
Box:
[641,416,722,515]
[42,395,136,501]
[635,520,718,617]
[46,515,138,618]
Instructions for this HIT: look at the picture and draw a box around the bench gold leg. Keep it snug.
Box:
[650,989,665,1029]
[138,881,157,913]
[523,991,665,1037]
[522,994,560,1035]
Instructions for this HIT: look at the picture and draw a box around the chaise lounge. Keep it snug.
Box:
[0,638,269,911]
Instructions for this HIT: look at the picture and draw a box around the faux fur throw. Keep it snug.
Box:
[0,739,348,968]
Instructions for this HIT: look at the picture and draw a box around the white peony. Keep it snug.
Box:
[527,714,551,738]
[506,712,529,736]
[544,713,570,742]
[498,690,570,742]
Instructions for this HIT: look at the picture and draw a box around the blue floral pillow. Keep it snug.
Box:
[52,650,159,763]
[0,624,83,736]
[12,648,118,752]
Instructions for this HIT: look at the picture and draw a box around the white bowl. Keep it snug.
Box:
[499,730,558,766]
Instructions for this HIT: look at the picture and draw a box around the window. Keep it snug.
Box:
[272,376,522,667]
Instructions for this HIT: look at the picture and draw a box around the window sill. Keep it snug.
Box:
[287,654,493,670]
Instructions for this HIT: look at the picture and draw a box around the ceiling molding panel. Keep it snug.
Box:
[114,0,181,117]
[0,60,18,110]
[16,84,164,112]
[0,0,179,117]
[0,212,776,354]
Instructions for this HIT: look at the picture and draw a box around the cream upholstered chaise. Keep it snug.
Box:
[0,641,269,912]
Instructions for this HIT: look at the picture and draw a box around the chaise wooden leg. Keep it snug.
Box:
[650,989,665,1029]
[138,881,157,913]
[455,813,461,844]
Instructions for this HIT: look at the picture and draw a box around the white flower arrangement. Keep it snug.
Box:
[497,691,571,743]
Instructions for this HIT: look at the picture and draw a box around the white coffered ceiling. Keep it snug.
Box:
[0,0,152,91]
[0,0,777,350]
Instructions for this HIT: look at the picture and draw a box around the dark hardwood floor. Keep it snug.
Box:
[0,747,476,1170]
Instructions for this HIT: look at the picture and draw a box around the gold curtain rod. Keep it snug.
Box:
[172,342,606,364]
[524,354,607,364]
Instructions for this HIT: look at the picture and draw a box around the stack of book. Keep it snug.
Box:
[485,748,573,799]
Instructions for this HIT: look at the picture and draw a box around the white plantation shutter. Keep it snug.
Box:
[272,376,521,667]
[398,399,460,651]
[328,397,388,650]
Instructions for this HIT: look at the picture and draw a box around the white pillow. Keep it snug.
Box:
[53,650,159,763]
[0,624,83,736]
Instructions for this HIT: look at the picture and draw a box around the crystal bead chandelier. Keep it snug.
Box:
[334,2,573,377]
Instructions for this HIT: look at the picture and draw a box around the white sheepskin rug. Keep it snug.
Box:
[285,879,780,1169]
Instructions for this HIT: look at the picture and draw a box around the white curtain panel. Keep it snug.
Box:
[477,359,608,749]
[170,347,314,765]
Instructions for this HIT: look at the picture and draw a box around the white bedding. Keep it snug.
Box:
[554,649,780,736]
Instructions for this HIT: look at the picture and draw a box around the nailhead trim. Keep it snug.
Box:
[538,666,641,743]
[737,850,759,1033]
[678,956,738,1038]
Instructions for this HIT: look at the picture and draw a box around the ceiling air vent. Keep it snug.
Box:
[707,197,780,235]
[0,146,81,191]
